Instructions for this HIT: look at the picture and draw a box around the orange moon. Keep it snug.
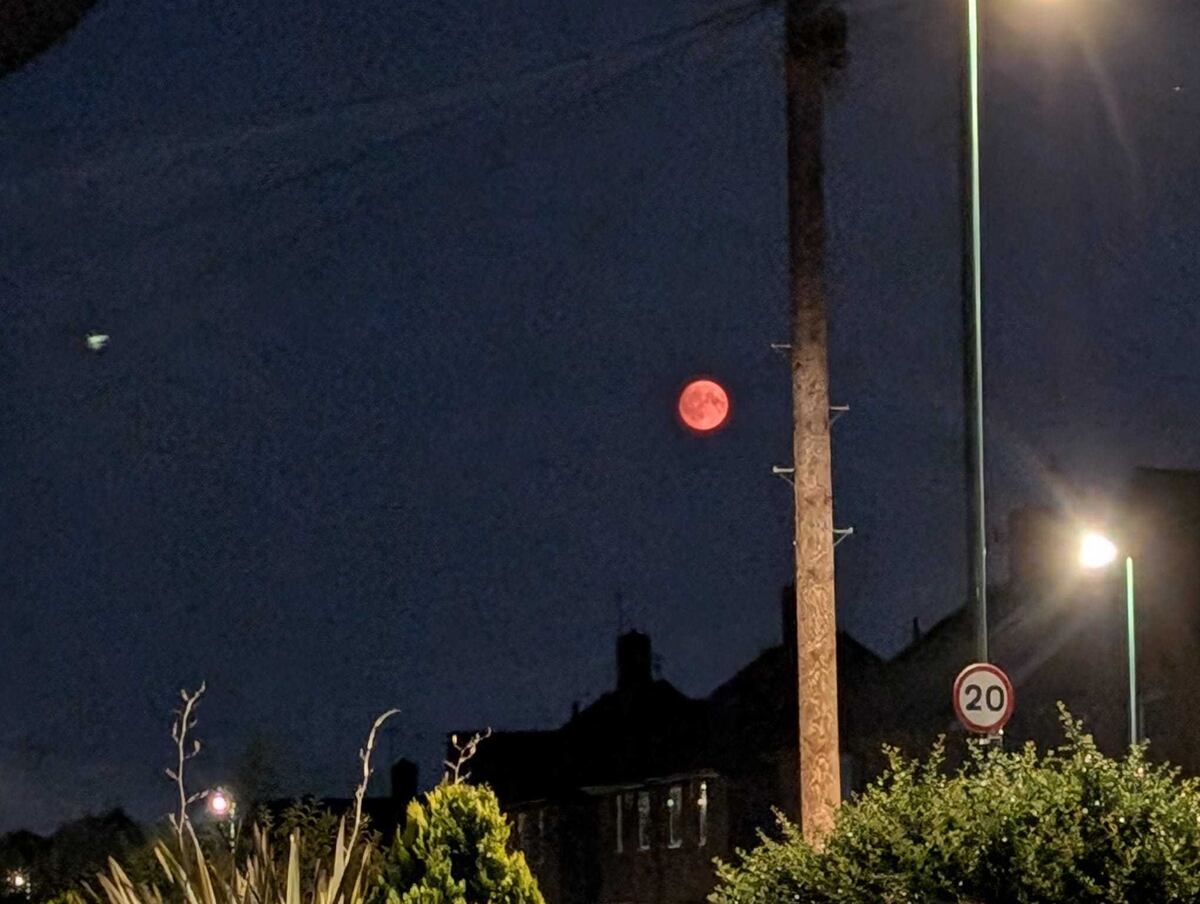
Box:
[678,379,730,433]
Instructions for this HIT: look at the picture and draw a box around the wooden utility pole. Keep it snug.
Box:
[786,0,843,842]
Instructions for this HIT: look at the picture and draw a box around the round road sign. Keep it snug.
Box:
[953,662,1014,734]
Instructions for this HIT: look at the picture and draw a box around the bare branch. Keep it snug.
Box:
[444,728,492,785]
[168,683,206,853]
[351,709,400,843]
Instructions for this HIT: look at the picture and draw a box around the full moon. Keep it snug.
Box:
[678,379,730,433]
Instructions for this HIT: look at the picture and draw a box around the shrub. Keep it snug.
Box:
[74,698,542,904]
[378,782,543,904]
[257,799,380,900]
[711,710,1200,904]
[78,817,377,904]
[75,699,380,904]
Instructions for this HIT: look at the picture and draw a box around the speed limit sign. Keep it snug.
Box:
[953,663,1014,734]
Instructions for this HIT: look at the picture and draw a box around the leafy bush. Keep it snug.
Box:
[378,782,543,904]
[258,799,380,900]
[712,711,1200,904]
[80,786,542,904]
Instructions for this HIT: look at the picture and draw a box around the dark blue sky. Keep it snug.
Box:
[3,0,1198,831]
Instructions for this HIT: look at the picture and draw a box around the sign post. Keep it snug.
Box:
[953,662,1014,738]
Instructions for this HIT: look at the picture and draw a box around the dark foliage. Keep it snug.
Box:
[0,810,144,902]
[0,0,97,75]
[712,710,1200,904]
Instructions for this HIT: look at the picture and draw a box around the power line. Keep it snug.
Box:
[5,0,773,183]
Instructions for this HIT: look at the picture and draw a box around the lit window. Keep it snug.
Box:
[615,795,624,853]
[697,781,708,847]
[637,791,651,850]
[667,785,683,848]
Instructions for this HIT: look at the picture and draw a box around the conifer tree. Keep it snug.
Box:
[379,782,543,904]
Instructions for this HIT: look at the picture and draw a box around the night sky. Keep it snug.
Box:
[3,0,1198,832]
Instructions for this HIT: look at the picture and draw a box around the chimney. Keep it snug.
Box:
[617,631,652,691]
[390,758,418,808]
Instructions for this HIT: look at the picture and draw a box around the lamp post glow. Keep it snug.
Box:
[1079,531,1118,569]
[1079,531,1138,747]
[207,788,237,850]
[8,870,31,899]
[208,789,231,817]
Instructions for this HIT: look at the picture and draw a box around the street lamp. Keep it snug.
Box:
[207,787,238,850]
[1079,530,1137,747]
[7,870,31,899]
[208,788,231,817]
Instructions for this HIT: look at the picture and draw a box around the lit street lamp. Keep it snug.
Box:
[1079,530,1138,747]
[207,787,238,850]
[208,788,231,816]
[7,870,31,899]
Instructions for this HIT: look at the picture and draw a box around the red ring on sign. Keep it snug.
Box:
[953,662,1015,734]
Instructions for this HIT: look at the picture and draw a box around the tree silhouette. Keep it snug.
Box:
[1,0,98,76]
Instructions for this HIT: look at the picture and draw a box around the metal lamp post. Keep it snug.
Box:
[1079,531,1138,747]
[964,0,989,665]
